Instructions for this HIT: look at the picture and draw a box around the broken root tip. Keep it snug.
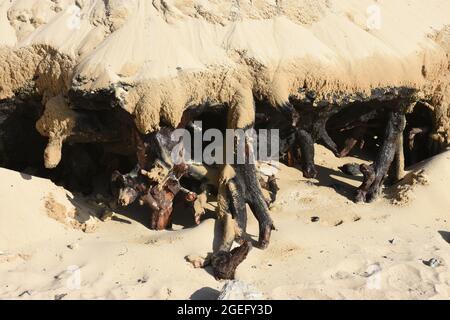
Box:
[211,242,251,280]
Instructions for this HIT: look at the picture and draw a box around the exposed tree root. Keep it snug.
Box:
[1,85,449,281]
[211,242,251,280]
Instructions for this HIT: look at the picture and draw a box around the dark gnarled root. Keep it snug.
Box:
[212,163,273,280]
[317,123,340,157]
[267,175,280,204]
[297,129,318,178]
[235,164,275,248]
[211,242,251,280]
[355,164,375,203]
[257,223,275,249]
[141,185,175,230]
[355,110,406,203]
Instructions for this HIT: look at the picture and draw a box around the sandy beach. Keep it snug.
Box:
[1,0,450,300]
[1,146,449,300]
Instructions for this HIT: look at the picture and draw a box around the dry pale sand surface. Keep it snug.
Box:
[1,0,450,301]
[1,146,449,300]
[1,0,450,135]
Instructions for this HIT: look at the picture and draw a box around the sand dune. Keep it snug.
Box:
[1,1,450,134]
[1,0,450,300]
[1,147,449,300]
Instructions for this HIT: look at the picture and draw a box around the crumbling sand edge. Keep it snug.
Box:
[0,1,449,145]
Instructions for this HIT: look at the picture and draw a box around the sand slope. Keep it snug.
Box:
[1,0,450,134]
[1,0,450,300]
[1,148,449,300]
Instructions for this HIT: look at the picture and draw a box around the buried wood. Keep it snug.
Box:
[109,100,273,279]
[110,165,148,207]
[2,87,448,282]
[267,175,280,204]
[270,91,436,204]
[111,160,199,230]
[140,164,197,230]
[0,1,449,292]
[211,242,251,280]
[355,109,407,203]
[140,178,178,230]
[289,104,340,179]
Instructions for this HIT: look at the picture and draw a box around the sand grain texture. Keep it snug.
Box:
[1,148,449,299]
[1,0,450,300]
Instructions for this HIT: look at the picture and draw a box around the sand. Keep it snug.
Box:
[1,0,450,135]
[1,146,449,300]
[1,0,450,300]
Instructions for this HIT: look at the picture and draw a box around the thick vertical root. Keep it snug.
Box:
[212,90,273,279]
[297,129,317,178]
